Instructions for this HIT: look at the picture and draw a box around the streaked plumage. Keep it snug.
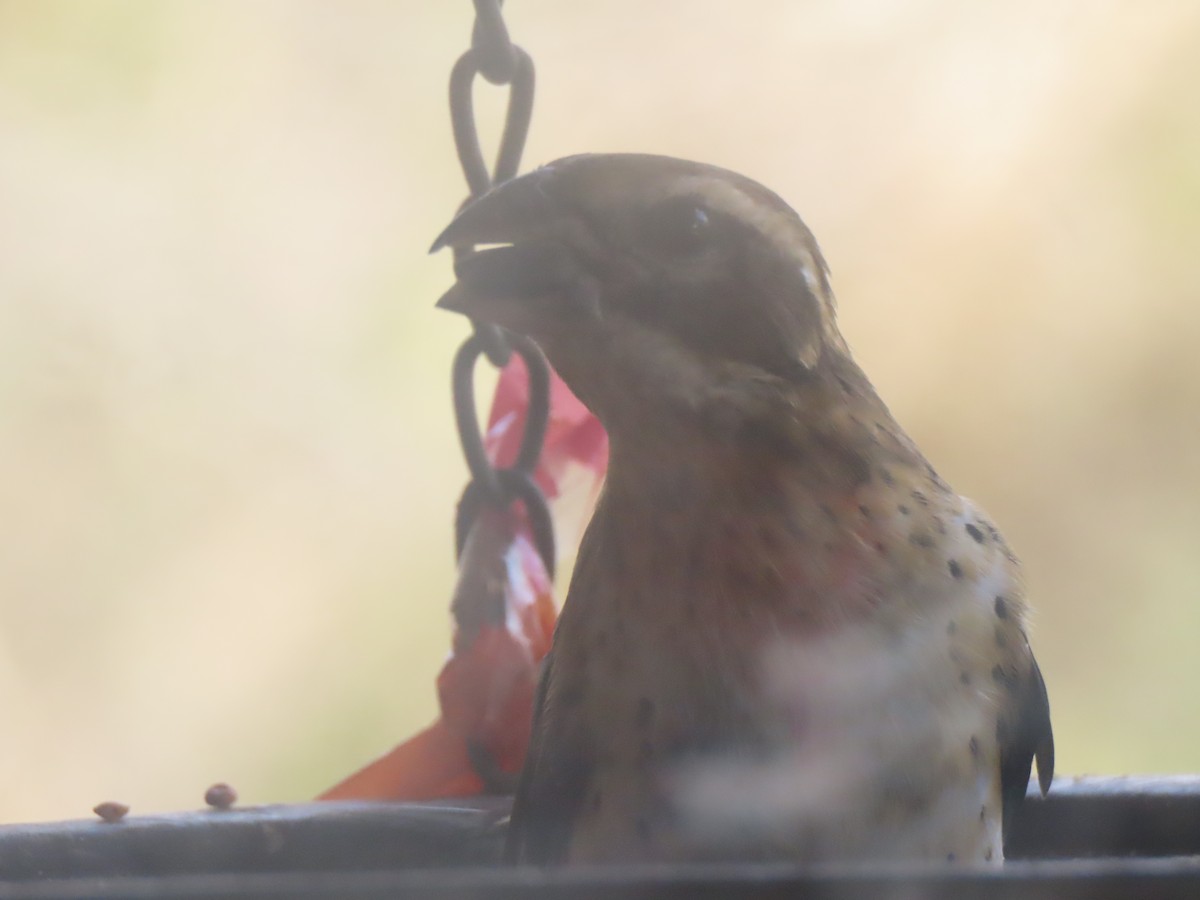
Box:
[433,153,1053,865]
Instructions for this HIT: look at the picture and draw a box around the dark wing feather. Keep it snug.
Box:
[999,652,1054,841]
[505,504,616,864]
[505,648,585,863]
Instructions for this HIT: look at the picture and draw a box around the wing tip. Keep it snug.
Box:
[1036,734,1055,795]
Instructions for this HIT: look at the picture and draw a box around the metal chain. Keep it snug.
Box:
[448,1,535,368]
[443,1,556,791]
[452,332,554,576]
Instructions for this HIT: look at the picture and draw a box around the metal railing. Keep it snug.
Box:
[3,778,1200,897]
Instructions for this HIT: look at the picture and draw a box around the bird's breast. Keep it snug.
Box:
[547,456,1015,863]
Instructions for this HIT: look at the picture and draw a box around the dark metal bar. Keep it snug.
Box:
[4,778,1200,895]
[7,858,1200,900]
[1007,775,1200,860]
[0,798,509,881]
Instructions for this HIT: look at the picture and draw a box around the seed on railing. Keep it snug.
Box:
[204,782,238,810]
[93,801,129,823]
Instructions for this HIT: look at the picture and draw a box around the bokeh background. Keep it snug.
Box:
[1,1,1198,824]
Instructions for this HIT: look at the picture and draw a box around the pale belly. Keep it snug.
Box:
[544,465,1022,865]
[563,610,1008,864]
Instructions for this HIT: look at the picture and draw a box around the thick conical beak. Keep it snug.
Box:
[431,166,597,332]
[430,166,565,253]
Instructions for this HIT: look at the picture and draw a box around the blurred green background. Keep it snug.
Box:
[1,1,1198,824]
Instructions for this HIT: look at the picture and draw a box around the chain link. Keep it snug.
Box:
[453,334,555,578]
[470,0,516,84]
[441,3,556,791]
[448,1,535,370]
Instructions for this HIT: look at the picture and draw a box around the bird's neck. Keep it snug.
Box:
[594,351,935,629]
[602,350,904,491]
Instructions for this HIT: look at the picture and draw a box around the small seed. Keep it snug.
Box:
[93,801,129,823]
[204,783,238,810]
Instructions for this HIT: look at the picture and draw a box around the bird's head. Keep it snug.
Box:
[432,154,847,436]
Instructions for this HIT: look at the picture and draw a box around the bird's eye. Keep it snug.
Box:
[642,195,713,256]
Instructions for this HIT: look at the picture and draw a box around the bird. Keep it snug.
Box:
[431,153,1054,866]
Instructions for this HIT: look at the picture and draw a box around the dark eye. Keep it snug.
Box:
[642,195,713,255]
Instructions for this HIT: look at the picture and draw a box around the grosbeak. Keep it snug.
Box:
[432,154,1053,865]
